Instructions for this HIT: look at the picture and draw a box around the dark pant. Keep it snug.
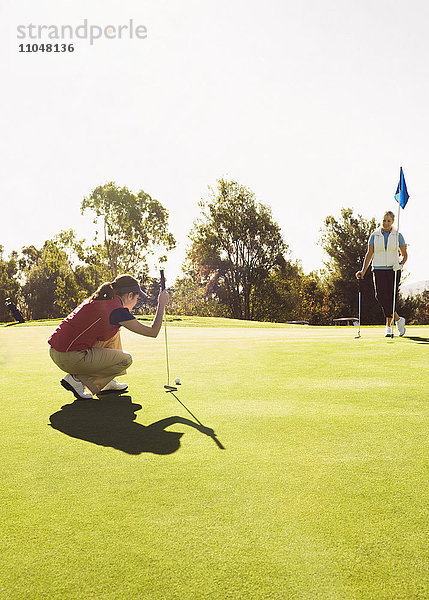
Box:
[373,269,401,319]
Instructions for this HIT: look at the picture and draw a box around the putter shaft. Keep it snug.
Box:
[163,310,171,385]
[160,269,171,387]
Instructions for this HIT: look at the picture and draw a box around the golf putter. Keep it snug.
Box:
[159,271,224,449]
[160,270,177,392]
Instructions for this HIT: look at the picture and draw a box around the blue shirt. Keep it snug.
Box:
[109,307,136,326]
[369,230,406,270]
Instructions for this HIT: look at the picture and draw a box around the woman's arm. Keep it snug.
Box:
[119,290,170,338]
[356,245,374,279]
[399,245,408,266]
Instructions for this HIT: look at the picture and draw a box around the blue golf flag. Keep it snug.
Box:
[394,167,409,208]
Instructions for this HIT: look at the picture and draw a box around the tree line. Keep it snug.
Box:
[1,179,427,325]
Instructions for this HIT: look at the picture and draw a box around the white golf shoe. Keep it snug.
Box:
[396,317,406,337]
[385,326,393,338]
[99,380,128,395]
[61,374,93,400]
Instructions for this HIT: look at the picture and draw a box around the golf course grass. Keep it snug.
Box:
[0,320,428,600]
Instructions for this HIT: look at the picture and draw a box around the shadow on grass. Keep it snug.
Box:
[49,395,214,455]
[404,336,429,344]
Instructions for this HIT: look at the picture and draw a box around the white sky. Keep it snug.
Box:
[1,0,428,285]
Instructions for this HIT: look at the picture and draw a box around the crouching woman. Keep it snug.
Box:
[48,274,170,400]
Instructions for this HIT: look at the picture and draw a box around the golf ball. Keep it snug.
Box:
[175,377,181,384]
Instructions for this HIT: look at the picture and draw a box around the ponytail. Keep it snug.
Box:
[91,274,144,301]
[91,282,116,301]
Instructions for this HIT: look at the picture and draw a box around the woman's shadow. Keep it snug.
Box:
[404,335,429,344]
[49,396,214,455]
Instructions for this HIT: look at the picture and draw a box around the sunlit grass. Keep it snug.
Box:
[0,323,427,599]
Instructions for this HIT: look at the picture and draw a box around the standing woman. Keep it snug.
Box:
[356,211,407,337]
[48,274,170,400]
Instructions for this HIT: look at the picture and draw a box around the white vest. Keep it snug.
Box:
[372,227,400,268]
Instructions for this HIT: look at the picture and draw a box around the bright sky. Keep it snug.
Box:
[1,0,428,285]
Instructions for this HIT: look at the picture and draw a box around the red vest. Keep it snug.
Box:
[48,297,123,352]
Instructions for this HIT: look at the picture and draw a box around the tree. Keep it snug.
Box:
[413,290,429,324]
[0,246,21,322]
[250,259,302,322]
[186,179,287,320]
[400,290,429,325]
[81,182,176,279]
[53,229,111,297]
[20,240,83,319]
[171,277,228,317]
[250,261,336,324]
[319,208,383,324]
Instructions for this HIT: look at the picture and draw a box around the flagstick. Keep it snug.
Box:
[391,169,402,331]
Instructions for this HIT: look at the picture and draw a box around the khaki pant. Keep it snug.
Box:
[49,332,133,394]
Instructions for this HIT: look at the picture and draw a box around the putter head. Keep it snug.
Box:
[164,385,178,392]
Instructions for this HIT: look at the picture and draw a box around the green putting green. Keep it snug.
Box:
[0,321,428,600]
